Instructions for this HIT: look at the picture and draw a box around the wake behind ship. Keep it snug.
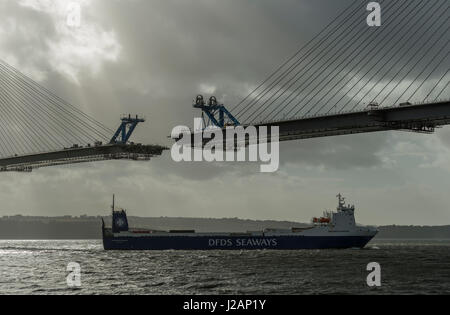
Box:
[102,194,377,250]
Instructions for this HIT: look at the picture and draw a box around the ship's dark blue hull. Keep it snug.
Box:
[103,235,375,250]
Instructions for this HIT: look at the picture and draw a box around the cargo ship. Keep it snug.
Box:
[102,194,377,250]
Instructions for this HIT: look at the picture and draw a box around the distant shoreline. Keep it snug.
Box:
[1,216,449,240]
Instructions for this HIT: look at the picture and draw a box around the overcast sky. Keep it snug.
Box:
[0,0,449,226]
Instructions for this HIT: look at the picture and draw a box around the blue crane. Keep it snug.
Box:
[110,115,145,144]
[193,95,240,129]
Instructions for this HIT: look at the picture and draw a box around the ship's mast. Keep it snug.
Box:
[337,193,345,211]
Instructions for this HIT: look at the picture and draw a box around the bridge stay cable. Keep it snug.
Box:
[287,0,420,119]
[434,80,450,101]
[0,66,83,147]
[330,0,448,114]
[318,0,443,116]
[323,1,447,115]
[0,60,113,141]
[302,0,433,117]
[339,4,449,112]
[0,66,107,146]
[0,61,116,159]
[376,23,450,108]
[185,1,450,149]
[408,51,449,102]
[0,96,38,154]
[228,0,360,115]
[0,62,115,151]
[401,46,450,104]
[229,0,449,125]
[0,80,51,153]
[423,69,449,102]
[0,60,114,134]
[234,0,366,120]
[0,71,99,151]
[0,89,54,153]
[245,0,405,123]
[0,65,168,170]
[246,0,399,123]
[0,63,112,141]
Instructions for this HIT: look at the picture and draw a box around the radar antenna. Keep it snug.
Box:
[337,193,346,211]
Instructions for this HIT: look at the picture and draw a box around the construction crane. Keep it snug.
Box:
[110,115,146,144]
[193,95,240,129]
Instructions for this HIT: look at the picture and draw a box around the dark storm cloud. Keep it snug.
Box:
[437,128,450,148]
[232,0,450,122]
[0,0,449,225]
[279,133,387,169]
[78,0,356,142]
[11,0,379,175]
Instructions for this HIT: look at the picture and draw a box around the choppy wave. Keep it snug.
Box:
[0,239,449,295]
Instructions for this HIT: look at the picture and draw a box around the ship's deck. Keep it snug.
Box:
[105,227,315,238]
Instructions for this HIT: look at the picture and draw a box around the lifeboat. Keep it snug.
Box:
[313,217,330,224]
[320,217,331,224]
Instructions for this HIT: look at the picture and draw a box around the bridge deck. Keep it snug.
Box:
[0,144,168,172]
[253,101,450,141]
[184,101,450,146]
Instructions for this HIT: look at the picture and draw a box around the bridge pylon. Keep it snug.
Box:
[110,115,145,144]
[193,95,240,129]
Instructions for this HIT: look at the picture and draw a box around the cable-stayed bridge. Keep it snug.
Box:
[188,0,449,144]
[0,60,166,172]
[0,0,449,171]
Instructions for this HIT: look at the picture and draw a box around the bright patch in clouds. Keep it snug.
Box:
[8,0,122,83]
[199,83,217,95]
